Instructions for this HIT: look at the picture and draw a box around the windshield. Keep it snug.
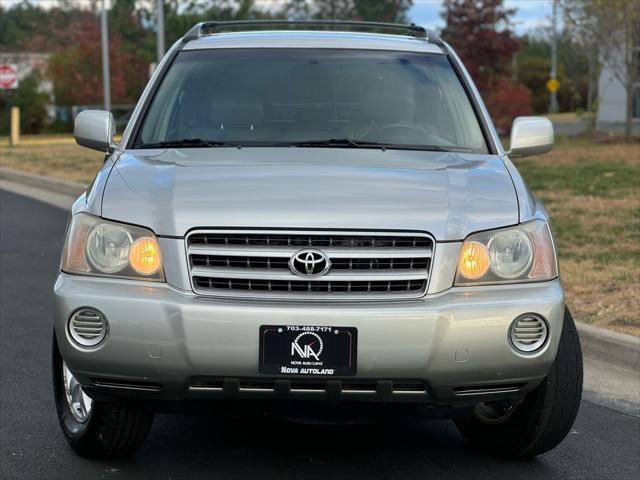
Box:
[134,48,488,153]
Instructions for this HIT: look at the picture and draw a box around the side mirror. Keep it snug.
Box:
[74,110,116,153]
[507,116,554,158]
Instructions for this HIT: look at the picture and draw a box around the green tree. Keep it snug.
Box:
[517,33,589,114]
[2,2,92,53]
[0,71,51,134]
[110,0,155,101]
[517,53,551,113]
[284,0,412,22]
[0,1,48,51]
[111,0,155,61]
[158,0,268,47]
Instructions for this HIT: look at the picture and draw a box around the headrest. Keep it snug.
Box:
[362,72,416,124]
[363,93,415,124]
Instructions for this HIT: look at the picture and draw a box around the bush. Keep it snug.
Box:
[0,71,51,135]
[484,77,533,134]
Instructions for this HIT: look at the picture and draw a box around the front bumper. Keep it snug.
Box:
[54,273,564,406]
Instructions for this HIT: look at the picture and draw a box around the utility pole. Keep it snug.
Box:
[156,0,165,64]
[549,0,559,113]
[100,0,111,112]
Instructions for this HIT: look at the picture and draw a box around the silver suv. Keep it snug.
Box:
[53,21,582,459]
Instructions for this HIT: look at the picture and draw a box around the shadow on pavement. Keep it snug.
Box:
[104,412,554,479]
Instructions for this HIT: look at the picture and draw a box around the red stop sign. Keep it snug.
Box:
[0,64,18,89]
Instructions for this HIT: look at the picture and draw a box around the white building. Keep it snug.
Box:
[596,51,639,134]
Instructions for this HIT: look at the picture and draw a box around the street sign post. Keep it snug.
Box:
[0,64,19,90]
[10,107,20,146]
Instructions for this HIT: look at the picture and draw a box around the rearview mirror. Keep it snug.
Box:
[74,110,116,153]
[507,116,554,158]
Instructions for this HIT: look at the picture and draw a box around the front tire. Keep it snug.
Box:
[52,331,154,458]
[454,307,583,458]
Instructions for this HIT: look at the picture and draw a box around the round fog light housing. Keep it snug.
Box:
[509,314,548,353]
[68,307,108,348]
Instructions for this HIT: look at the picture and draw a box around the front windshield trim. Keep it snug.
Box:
[444,47,497,155]
[134,140,474,153]
[129,48,492,154]
[135,134,477,152]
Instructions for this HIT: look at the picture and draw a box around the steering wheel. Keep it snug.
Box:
[363,123,431,142]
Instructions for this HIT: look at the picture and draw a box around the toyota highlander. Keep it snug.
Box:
[53,20,582,459]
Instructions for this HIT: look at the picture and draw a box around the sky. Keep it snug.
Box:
[3,0,556,35]
[408,0,554,35]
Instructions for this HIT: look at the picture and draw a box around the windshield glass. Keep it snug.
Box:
[135,48,488,153]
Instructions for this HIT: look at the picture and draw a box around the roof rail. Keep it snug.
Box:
[182,20,430,42]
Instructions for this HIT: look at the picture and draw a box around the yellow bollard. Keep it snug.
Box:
[10,106,20,146]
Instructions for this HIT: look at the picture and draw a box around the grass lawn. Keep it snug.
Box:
[514,137,640,336]
[0,136,103,183]
[1,135,639,335]
[543,112,592,123]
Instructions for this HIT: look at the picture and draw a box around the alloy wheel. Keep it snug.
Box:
[62,361,93,423]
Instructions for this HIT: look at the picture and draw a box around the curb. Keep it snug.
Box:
[0,167,87,197]
[576,321,639,371]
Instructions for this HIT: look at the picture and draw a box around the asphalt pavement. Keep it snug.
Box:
[1,187,639,480]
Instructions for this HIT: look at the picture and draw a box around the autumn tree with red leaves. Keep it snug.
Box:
[46,11,148,107]
[441,0,532,132]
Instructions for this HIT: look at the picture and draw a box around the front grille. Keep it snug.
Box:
[186,230,433,299]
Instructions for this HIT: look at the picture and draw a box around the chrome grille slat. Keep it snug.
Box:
[190,266,429,281]
[188,244,432,258]
[186,230,433,299]
[189,232,431,248]
[193,277,426,294]
[191,254,429,270]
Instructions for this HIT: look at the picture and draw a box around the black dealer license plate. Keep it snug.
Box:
[259,325,357,376]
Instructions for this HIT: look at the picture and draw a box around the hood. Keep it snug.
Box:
[101,148,519,241]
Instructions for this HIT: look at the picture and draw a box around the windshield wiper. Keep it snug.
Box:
[290,138,372,148]
[137,138,239,149]
[289,138,453,152]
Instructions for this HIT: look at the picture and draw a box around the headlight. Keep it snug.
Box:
[85,223,131,273]
[455,220,557,286]
[61,213,164,282]
[488,229,533,279]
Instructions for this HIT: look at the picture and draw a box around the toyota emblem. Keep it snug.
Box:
[289,249,331,277]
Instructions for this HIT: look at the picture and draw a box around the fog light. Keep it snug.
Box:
[68,308,108,348]
[509,314,548,353]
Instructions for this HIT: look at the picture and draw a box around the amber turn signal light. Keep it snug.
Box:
[129,237,162,275]
[457,241,490,280]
